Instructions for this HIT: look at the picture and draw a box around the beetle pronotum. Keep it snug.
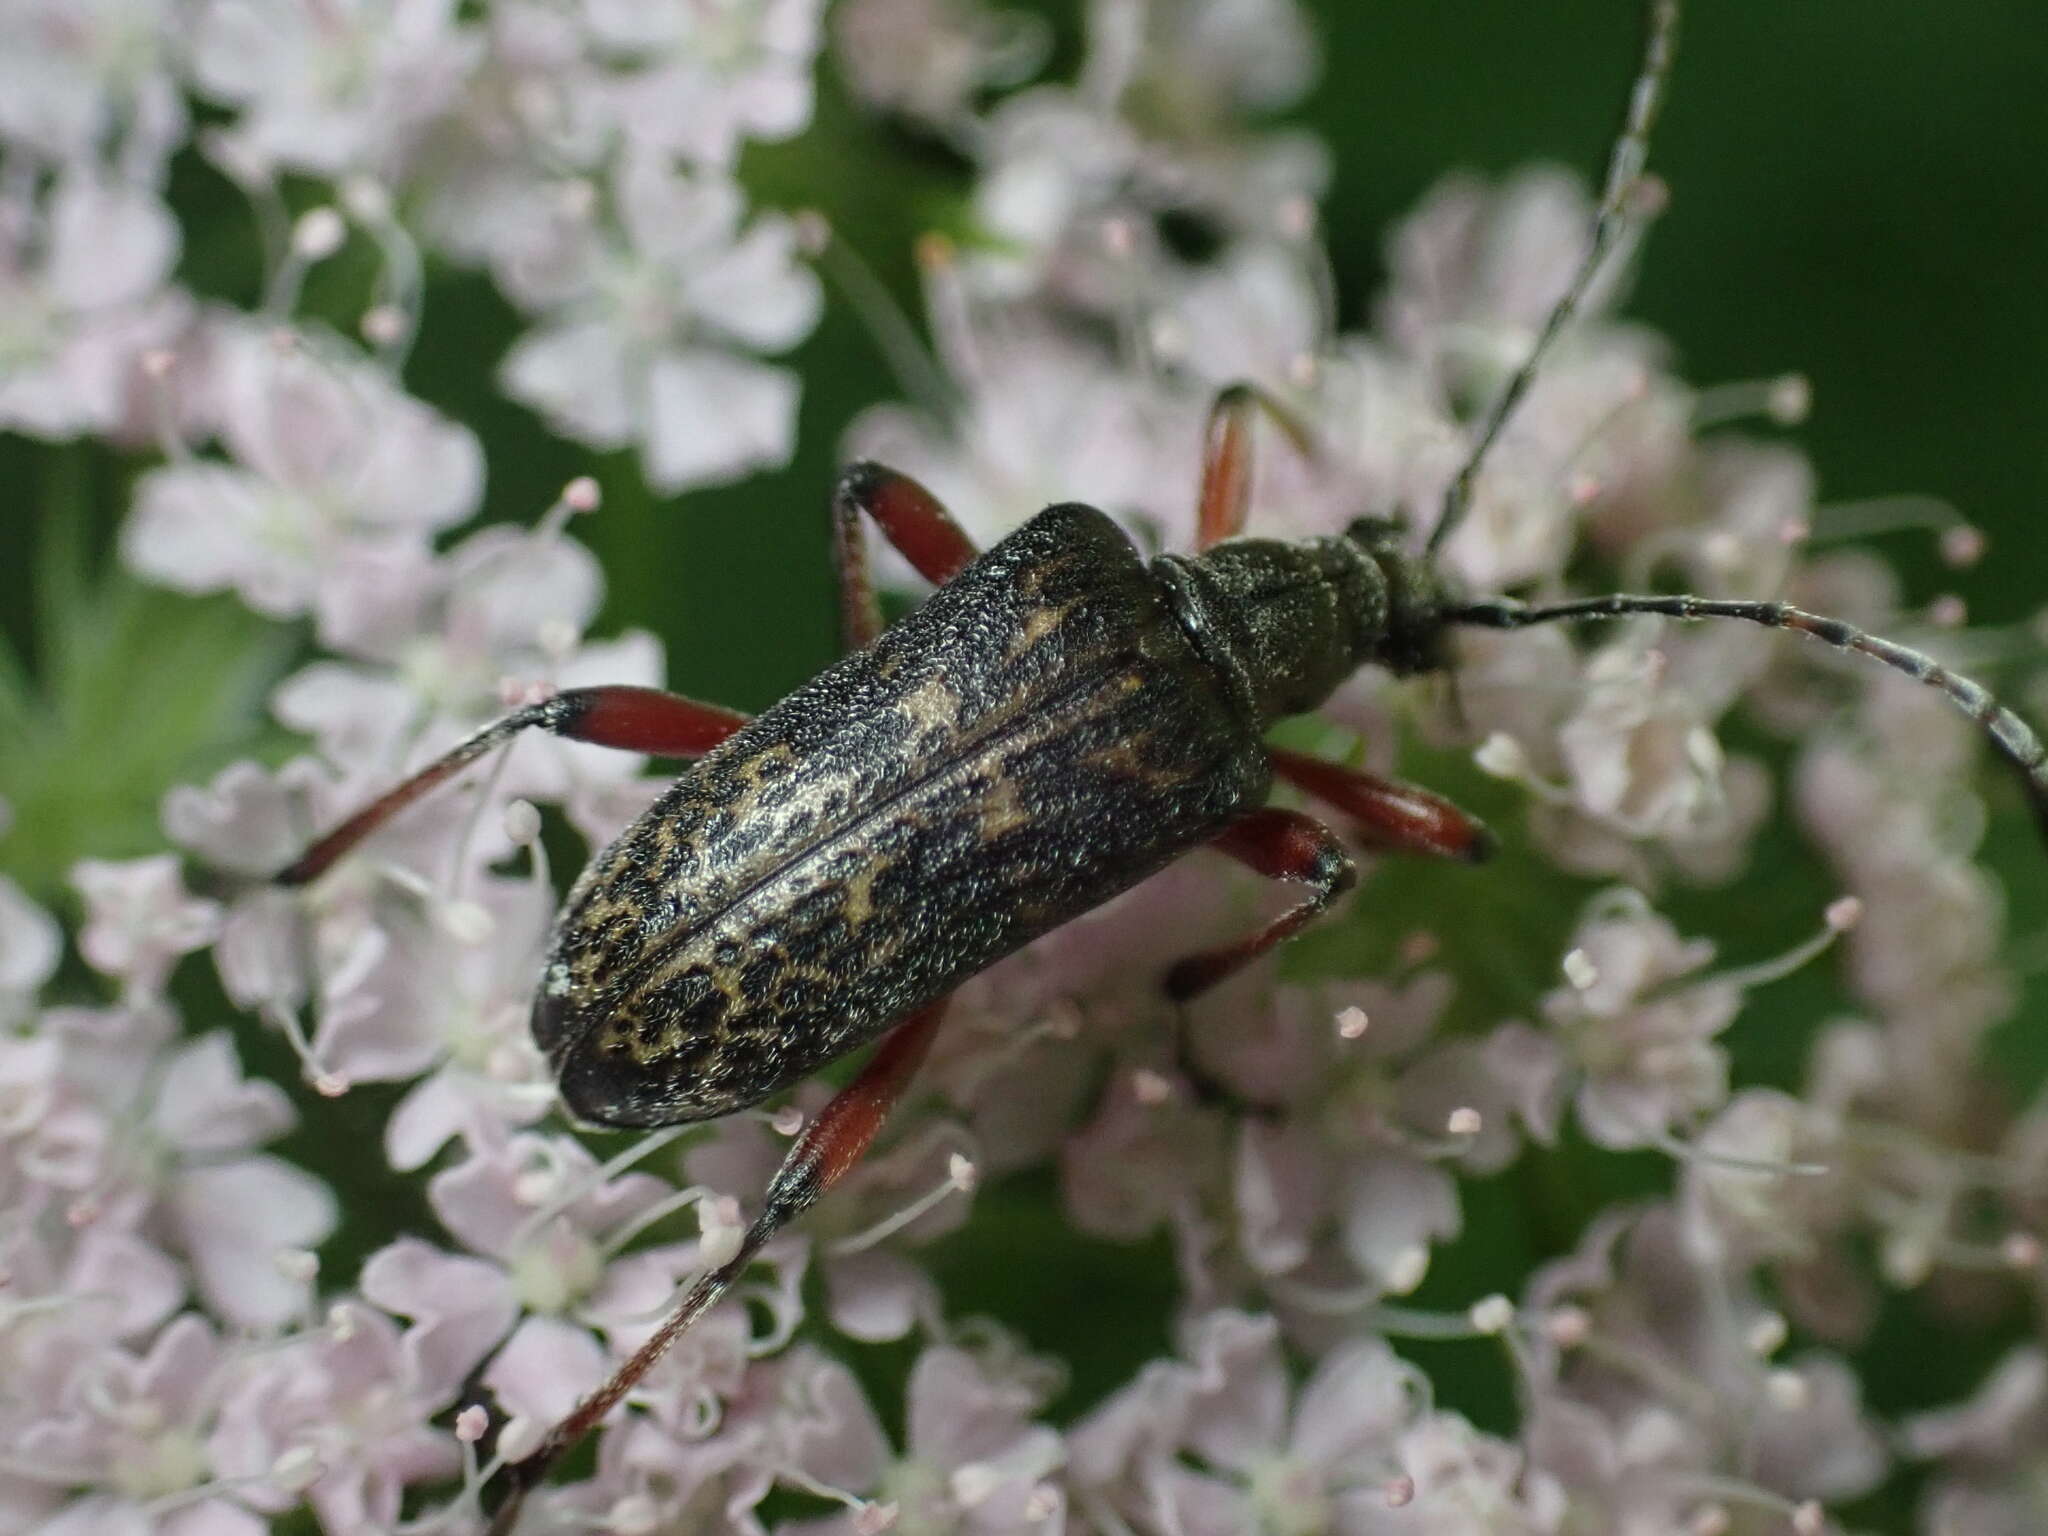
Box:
[274,2,2048,1527]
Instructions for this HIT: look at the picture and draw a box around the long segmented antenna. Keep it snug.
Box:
[1426,0,1682,560]
[1445,593,2048,840]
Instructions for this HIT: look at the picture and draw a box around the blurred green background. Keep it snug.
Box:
[4,4,2047,1524]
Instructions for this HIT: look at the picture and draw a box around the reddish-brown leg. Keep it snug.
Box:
[1165,808,1356,1001]
[278,686,750,885]
[1267,746,1496,864]
[831,461,982,651]
[485,1000,951,1535]
[1195,382,1319,550]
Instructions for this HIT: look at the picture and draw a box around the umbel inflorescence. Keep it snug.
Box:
[1,4,2045,1536]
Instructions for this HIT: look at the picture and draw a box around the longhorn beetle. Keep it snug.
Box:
[276,2,2048,1528]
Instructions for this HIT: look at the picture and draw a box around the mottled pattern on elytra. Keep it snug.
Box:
[535,504,1271,1127]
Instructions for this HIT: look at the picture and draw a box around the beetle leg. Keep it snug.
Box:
[1164,808,1356,1001]
[1195,381,1319,549]
[1267,746,1496,863]
[484,1000,950,1536]
[278,686,750,885]
[831,461,982,650]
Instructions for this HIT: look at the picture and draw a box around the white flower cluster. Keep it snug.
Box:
[3,2,2046,1535]
[4,0,823,493]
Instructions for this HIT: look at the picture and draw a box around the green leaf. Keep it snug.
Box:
[0,450,294,900]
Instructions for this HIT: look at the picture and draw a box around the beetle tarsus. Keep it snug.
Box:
[1164,808,1356,1001]
[483,1001,951,1529]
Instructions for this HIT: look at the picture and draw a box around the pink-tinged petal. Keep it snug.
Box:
[958,1426,1065,1534]
[16,1388,110,1469]
[1748,1354,1888,1502]
[67,1226,186,1339]
[25,1099,112,1189]
[360,1237,519,1405]
[36,1497,151,1536]
[309,1422,459,1536]
[123,462,312,617]
[189,0,299,102]
[834,0,1035,121]
[1397,1024,1564,1176]
[1144,1463,1255,1536]
[1523,1204,1635,1319]
[270,660,418,770]
[1338,1150,1460,1295]
[168,1156,338,1329]
[1483,1021,1567,1146]
[682,214,823,352]
[1289,1336,1419,1470]
[385,1066,534,1173]
[310,918,447,1084]
[202,317,480,531]
[1166,244,1323,398]
[1520,1396,1626,1499]
[312,536,440,661]
[906,1346,1047,1473]
[216,327,332,497]
[0,873,62,1016]
[609,151,743,261]
[70,855,222,995]
[47,174,179,311]
[1179,1310,1287,1474]
[1234,1118,1327,1276]
[825,1248,935,1343]
[1187,978,1320,1107]
[213,888,309,1012]
[0,1032,62,1139]
[483,1314,608,1425]
[210,1305,457,1521]
[136,1312,226,1422]
[428,1142,536,1260]
[642,350,800,492]
[162,1497,270,1536]
[593,1417,776,1536]
[383,1073,464,1174]
[432,1134,672,1275]
[686,1114,788,1199]
[162,758,325,877]
[347,395,486,535]
[777,1346,892,1494]
[1068,1357,1197,1488]
[443,526,603,664]
[499,319,637,448]
[1325,971,1454,1062]
[760,1507,857,1536]
[152,1031,296,1154]
[1062,1069,1226,1242]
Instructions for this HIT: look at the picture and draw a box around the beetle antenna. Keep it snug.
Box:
[1426,0,1681,561]
[1444,593,2048,840]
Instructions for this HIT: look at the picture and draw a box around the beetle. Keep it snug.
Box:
[274,1,2048,1527]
